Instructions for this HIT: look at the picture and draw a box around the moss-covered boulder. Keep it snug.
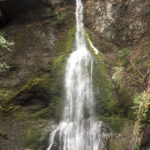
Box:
[84,30,116,116]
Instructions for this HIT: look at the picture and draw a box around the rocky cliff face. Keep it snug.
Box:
[0,0,150,150]
[0,1,75,149]
[0,0,75,86]
[84,0,150,47]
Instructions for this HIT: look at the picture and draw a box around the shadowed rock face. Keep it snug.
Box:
[0,0,73,27]
[0,0,39,26]
[0,0,75,87]
[0,1,75,149]
[84,0,150,47]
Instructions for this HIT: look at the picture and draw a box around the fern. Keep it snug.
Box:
[0,35,14,52]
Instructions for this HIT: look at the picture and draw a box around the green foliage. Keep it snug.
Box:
[99,116,125,133]
[133,142,140,150]
[132,92,150,130]
[57,26,75,54]
[84,30,105,61]
[0,35,14,74]
[112,48,140,118]
[0,35,14,52]
[116,48,131,67]
[116,48,130,59]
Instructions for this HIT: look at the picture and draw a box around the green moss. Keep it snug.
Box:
[57,26,75,54]
[133,143,140,150]
[32,27,75,119]
[93,62,116,115]
[22,126,49,150]
[84,30,116,115]
[115,48,131,67]
[0,77,44,101]
[0,88,18,105]
[22,77,43,91]
[84,30,105,61]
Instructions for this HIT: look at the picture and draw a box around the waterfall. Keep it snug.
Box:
[47,0,103,150]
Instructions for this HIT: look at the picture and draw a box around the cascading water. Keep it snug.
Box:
[47,0,103,150]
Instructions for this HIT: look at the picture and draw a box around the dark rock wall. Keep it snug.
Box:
[0,1,75,149]
[0,0,73,27]
[0,0,75,86]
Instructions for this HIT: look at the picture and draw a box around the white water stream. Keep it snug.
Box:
[47,0,103,150]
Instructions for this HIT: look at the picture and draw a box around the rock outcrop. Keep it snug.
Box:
[0,1,75,149]
[84,0,150,47]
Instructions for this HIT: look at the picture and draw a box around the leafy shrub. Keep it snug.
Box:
[0,35,14,52]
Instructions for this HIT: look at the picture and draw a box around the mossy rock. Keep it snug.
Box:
[18,25,76,145]
[56,26,75,55]
[84,30,116,116]
[0,26,75,120]
[22,126,49,150]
